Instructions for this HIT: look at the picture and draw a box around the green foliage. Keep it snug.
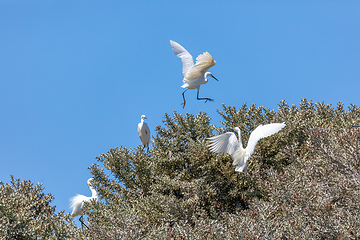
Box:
[3,99,359,238]
[0,176,82,240]
[83,99,360,238]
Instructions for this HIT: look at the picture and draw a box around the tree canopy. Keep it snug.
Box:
[0,176,82,239]
[86,99,360,239]
[1,99,360,239]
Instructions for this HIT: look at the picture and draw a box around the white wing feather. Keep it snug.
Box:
[70,194,89,217]
[186,52,216,80]
[245,122,286,154]
[207,132,239,157]
[170,40,194,77]
[142,122,150,148]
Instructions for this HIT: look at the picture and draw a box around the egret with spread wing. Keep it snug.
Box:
[207,123,286,197]
[170,40,218,108]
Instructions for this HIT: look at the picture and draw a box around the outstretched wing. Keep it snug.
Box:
[207,132,239,157]
[246,122,286,154]
[186,52,216,80]
[170,40,194,77]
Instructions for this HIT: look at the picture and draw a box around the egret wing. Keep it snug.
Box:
[186,52,216,80]
[207,132,238,156]
[137,123,142,138]
[143,122,151,147]
[246,122,286,154]
[170,40,194,77]
[70,194,88,217]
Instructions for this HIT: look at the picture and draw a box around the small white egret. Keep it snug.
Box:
[207,123,286,197]
[138,115,150,151]
[170,40,218,108]
[70,178,98,228]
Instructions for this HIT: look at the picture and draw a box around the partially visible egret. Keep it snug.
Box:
[207,123,286,197]
[170,40,218,108]
[70,178,98,229]
[138,115,150,151]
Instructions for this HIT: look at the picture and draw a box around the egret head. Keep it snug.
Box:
[87,178,94,186]
[141,115,147,120]
[205,72,218,81]
[234,127,240,132]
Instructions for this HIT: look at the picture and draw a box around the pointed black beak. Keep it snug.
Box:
[211,75,219,81]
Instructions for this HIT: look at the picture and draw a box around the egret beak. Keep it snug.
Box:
[211,75,219,81]
[351,125,360,128]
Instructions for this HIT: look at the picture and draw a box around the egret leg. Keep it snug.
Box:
[237,173,246,200]
[79,215,89,231]
[241,174,246,199]
[182,89,188,108]
[196,88,214,103]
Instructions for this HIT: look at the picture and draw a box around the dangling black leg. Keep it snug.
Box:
[197,88,214,103]
[237,173,246,200]
[182,89,188,108]
[241,173,246,199]
[79,215,89,231]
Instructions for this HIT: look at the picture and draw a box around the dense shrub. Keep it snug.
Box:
[0,176,82,239]
[84,99,360,239]
[2,99,359,239]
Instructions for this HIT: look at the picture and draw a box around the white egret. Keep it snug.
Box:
[207,123,286,197]
[170,40,218,108]
[138,115,150,151]
[70,178,98,228]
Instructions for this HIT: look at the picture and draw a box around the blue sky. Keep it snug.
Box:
[1,1,360,222]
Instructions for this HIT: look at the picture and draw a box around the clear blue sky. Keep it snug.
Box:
[1,1,360,220]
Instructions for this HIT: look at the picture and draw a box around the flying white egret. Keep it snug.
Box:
[170,40,218,108]
[138,115,150,151]
[207,122,286,197]
[70,178,98,228]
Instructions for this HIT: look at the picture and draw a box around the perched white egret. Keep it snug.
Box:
[70,178,98,228]
[138,115,150,151]
[207,123,286,197]
[170,40,218,108]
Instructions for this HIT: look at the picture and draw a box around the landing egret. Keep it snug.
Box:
[70,178,98,228]
[170,40,218,108]
[207,123,286,197]
[138,115,150,151]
